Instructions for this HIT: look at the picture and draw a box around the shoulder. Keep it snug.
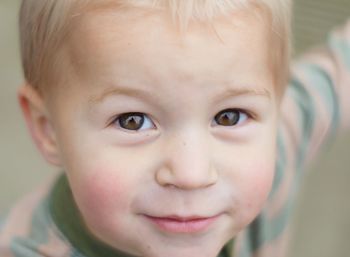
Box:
[0,174,72,257]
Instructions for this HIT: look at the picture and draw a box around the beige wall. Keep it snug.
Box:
[0,1,349,257]
[0,0,57,212]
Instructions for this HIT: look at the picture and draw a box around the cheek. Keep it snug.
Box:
[70,167,132,231]
[237,159,275,226]
[82,172,128,209]
[241,130,277,212]
[245,163,274,204]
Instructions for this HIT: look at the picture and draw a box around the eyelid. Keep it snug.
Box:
[229,108,256,120]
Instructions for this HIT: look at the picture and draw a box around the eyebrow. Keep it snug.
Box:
[88,86,156,104]
[88,85,271,105]
[214,87,271,101]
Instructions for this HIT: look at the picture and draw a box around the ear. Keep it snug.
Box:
[18,84,62,166]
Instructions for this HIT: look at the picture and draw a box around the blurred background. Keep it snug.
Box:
[0,0,350,256]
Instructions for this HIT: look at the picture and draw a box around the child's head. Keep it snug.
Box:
[20,0,291,96]
[18,1,291,257]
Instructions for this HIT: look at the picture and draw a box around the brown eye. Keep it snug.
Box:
[214,109,245,126]
[117,113,146,130]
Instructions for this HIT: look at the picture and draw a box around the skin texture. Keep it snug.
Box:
[19,7,280,257]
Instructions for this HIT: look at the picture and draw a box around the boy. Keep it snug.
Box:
[0,1,349,257]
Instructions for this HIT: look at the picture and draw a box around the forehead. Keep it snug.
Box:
[63,6,275,98]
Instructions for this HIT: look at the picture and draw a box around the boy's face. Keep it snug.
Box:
[41,7,278,257]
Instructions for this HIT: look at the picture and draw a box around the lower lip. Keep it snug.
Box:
[144,215,220,234]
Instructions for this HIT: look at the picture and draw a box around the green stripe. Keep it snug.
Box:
[294,62,340,153]
[10,241,41,257]
[288,78,316,172]
[305,64,340,145]
[269,133,287,199]
[246,202,291,252]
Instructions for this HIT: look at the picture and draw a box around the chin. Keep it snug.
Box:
[139,242,224,257]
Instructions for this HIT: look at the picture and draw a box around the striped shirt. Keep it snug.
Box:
[1,19,350,257]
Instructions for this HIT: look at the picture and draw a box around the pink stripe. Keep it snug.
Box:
[36,224,71,257]
[0,174,59,256]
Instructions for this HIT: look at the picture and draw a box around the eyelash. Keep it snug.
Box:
[110,109,251,132]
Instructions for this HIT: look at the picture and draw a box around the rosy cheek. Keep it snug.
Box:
[239,162,275,223]
[72,168,130,230]
[249,170,274,199]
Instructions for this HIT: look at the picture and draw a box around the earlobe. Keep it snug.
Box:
[17,84,62,166]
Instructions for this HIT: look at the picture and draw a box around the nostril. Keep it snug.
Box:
[155,166,174,187]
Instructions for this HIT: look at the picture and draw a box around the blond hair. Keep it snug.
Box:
[19,0,292,95]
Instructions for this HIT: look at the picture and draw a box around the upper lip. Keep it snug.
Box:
[145,214,219,221]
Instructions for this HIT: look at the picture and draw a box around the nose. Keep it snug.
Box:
[155,130,218,190]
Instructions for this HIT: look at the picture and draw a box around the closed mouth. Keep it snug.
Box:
[143,214,221,234]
